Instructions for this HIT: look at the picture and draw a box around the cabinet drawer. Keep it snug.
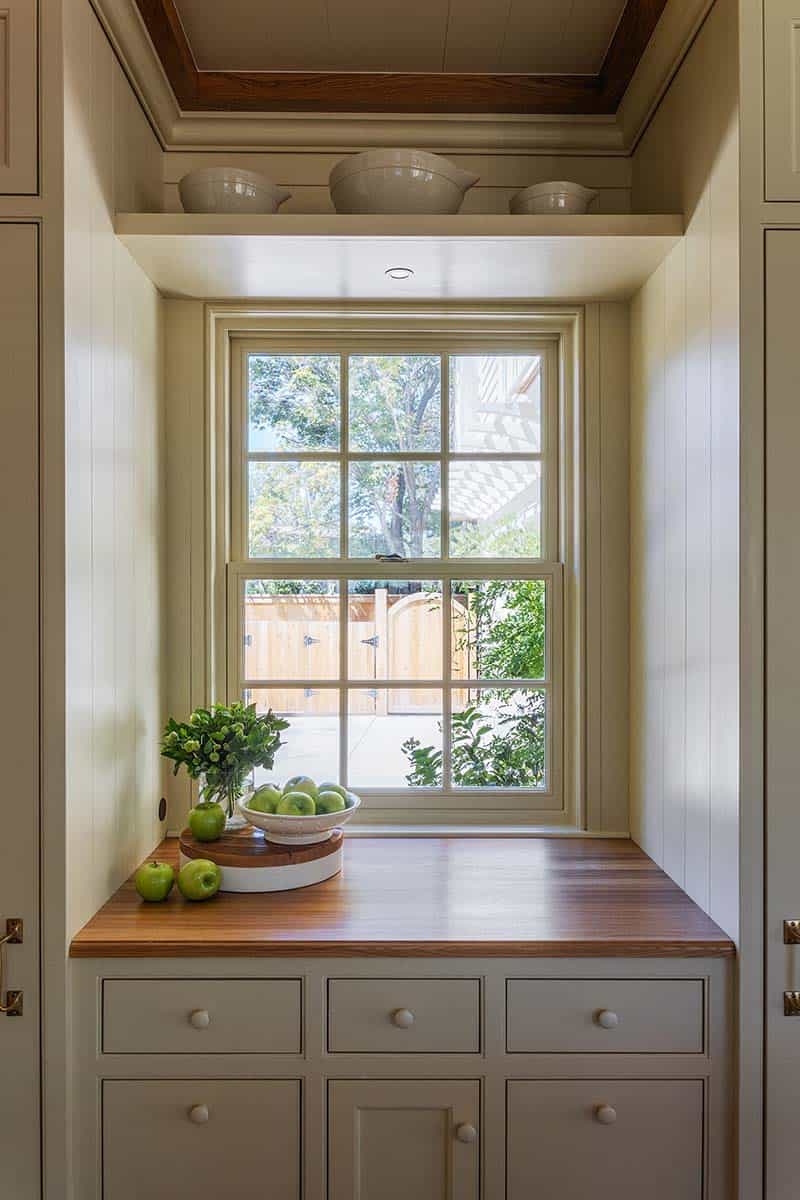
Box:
[328,978,480,1053]
[507,1079,703,1200]
[103,978,302,1054]
[506,978,704,1053]
[103,1079,300,1200]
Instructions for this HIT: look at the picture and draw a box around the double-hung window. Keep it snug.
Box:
[227,327,566,822]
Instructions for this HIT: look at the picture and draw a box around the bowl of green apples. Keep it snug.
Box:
[238,777,361,845]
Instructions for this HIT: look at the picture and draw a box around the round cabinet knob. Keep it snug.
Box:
[455,1123,478,1144]
[188,1104,209,1125]
[391,1008,415,1029]
[189,1009,211,1029]
[594,1105,617,1126]
[596,1009,619,1030]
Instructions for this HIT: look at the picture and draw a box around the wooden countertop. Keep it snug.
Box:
[69,837,734,959]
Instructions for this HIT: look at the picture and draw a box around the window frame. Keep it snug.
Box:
[213,310,583,829]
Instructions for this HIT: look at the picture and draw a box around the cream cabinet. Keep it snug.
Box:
[0,0,38,193]
[328,1079,480,1200]
[103,1079,301,1200]
[72,958,731,1199]
[764,0,800,199]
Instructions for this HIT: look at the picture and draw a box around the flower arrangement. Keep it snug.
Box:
[161,701,289,820]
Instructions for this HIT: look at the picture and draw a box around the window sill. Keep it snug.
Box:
[344,823,631,838]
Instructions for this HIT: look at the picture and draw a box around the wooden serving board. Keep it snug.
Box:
[179,826,344,893]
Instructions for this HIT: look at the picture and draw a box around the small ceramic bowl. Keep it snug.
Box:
[178,167,291,214]
[329,149,479,214]
[510,181,598,215]
[238,792,362,846]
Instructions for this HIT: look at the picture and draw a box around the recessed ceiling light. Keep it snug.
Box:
[385,266,414,280]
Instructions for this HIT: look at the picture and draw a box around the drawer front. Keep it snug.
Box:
[103,1079,300,1200]
[328,978,480,1053]
[507,1079,703,1200]
[506,978,704,1053]
[103,978,302,1054]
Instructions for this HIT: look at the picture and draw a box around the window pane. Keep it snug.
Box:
[448,460,541,557]
[244,580,339,681]
[248,687,340,787]
[348,354,441,452]
[350,689,443,788]
[450,688,546,788]
[449,353,542,453]
[249,461,340,558]
[349,461,441,558]
[247,354,339,451]
[451,580,546,680]
[348,580,443,680]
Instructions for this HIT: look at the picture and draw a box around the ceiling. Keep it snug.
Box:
[171,0,627,75]
[134,0,669,113]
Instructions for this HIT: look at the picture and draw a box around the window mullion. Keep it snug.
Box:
[442,578,453,791]
[339,578,348,789]
[340,353,349,559]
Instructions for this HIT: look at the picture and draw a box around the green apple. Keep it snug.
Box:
[316,789,346,815]
[345,791,359,808]
[282,775,319,801]
[277,790,316,816]
[317,781,348,802]
[188,801,225,842]
[134,860,175,902]
[178,858,222,901]
[248,783,282,813]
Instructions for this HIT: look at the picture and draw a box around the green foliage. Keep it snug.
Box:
[161,702,290,817]
[403,691,545,789]
[455,578,545,680]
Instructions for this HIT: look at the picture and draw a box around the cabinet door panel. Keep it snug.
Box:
[103,1080,300,1200]
[507,1079,702,1200]
[765,0,800,198]
[328,1079,479,1200]
[0,0,37,192]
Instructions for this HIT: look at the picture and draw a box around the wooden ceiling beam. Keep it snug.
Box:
[133,0,668,115]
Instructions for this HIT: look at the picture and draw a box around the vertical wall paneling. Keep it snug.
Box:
[628,0,739,938]
[63,0,165,935]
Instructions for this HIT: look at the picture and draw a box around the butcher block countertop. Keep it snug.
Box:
[69,837,735,959]
[70,835,738,955]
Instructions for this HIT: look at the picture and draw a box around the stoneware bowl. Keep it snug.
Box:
[510,181,598,215]
[179,166,291,214]
[329,149,479,214]
[238,792,362,846]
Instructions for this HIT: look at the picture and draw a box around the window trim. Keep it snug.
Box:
[206,305,586,830]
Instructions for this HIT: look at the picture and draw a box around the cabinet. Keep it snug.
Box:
[764,0,800,198]
[0,0,38,193]
[507,1079,703,1200]
[328,1079,479,1200]
[103,1079,301,1200]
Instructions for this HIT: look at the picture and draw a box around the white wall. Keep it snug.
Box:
[628,0,739,938]
[63,0,166,936]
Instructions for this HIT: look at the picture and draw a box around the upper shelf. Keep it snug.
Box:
[114,212,684,302]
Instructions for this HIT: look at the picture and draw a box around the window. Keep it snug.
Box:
[227,329,568,822]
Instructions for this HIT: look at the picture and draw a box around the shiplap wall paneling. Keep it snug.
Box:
[0,0,38,192]
[628,0,739,939]
[162,152,632,216]
[63,0,166,936]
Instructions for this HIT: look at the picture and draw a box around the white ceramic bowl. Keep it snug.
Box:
[238,792,361,846]
[329,149,479,215]
[178,167,291,214]
[510,181,598,215]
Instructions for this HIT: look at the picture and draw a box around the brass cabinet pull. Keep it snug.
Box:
[0,919,23,1016]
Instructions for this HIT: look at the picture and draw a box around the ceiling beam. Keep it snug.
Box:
[132,0,669,115]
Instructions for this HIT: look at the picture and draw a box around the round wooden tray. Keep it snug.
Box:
[179,826,344,893]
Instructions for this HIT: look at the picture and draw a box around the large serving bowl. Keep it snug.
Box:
[238,792,361,846]
[179,166,291,214]
[510,180,598,215]
[329,149,479,214]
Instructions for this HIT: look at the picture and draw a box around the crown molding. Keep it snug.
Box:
[89,0,713,156]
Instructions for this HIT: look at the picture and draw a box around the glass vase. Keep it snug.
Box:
[197,771,252,830]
